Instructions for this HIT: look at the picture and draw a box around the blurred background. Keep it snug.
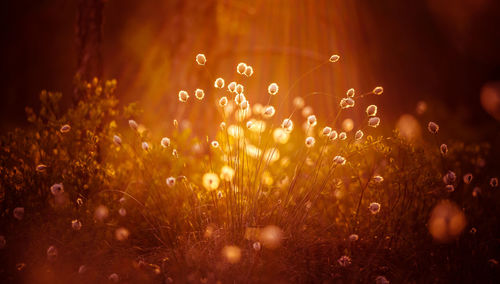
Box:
[1,0,500,145]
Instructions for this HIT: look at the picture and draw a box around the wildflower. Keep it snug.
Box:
[47,246,58,261]
[108,273,119,283]
[235,84,244,94]
[368,117,381,128]
[141,142,150,151]
[445,184,455,192]
[218,96,228,107]
[281,118,293,133]
[369,202,381,214]
[273,128,290,144]
[94,205,109,222]
[429,200,466,243]
[244,65,254,77]
[128,119,138,130]
[373,175,384,183]
[113,135,122,146]
[115,227,130,241]
[346,88,355,97]
[329,54,340,63]
[60,124,71,133]
[305,137,316,147]
[333,155,346,165]
[237,62,247,74]
[328,130,338,141]
[302,106,313,117]
[307,115,317,126]
[373,86,384,95]
[259,225,283,249]
[338,132,347,140]
[375,276,390,284]
[214,78,225,89]
[443,171,456,184]
[203,173,220,191]
[222,245,241,264]
[161,137,171,148]
[263,106,275,118]
[427,121,439,134]
[234,93,246,105]
[268,83,279,95]
[71,219,82,231]
[211,141,219,148]
[253,242,262,251]
[440,144,448,155]
[322,126,332,136]
[472,187,481,197]
[349,234,359,242]
[36,164,48,172]
[337,255,351,267]
[228,81,237,92]
[220,165,235,181]
[118,208,126,216]
[340,98,355,109]
[13,207,24,220]
[195,53,206,65]
[366,105,377,116]
[178,90,189,102]
[194,88,205,100]
[491,177,498,187]
[355,130,364,140]
[293,96,305,109]
[166,177,176,188]
[463,173,473,184]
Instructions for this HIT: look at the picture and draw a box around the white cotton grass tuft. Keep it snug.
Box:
[60,124,71,133]
[333,155,346,165]
[440,144,448,155]
[263,106,276,118]
[118,208,127,216]
[166,177,176,188]
[355,130,364,140]
[273,128,290,144]
[220,122,226,130]
[307,115,317,127]
[195,54,206,65]
[220,165,235,181]
[268,83,279,95]
[219,96,228,107]
[203,172,220,191]
[490,177,498,188]
[161,137,171,148]
[349,234,359,242]
[211,141,219,148]
[47,245,58,261]
[142,142,150,151]
[328,130,338,141]
[50,183,64,196]
[244,65,254,77]
[338,132,347,140]
[71,219,82,231]
[178,90,189,102]
[322,126,332,136]
[373,175,384,183]
[228,81,237,93]
[373,86,384,95]
[281,118,294,133]
[194,88,205,100]
[246,120,253,129]
[337,255,351,267]
[329,54,340,63]
[340,98,355,109]
[36,164,48,172]
[368,117,381,128]
[13,207,24,220]
[128,119,138,130]
[369,202,381,214]
[463,173,473,184]
[446,184,455,192]
[237,63,247,74]
[366,105,377,116]
[235,84,244,95]
[427,121,439,134]
[305,137,316,147]
[234,94,246,105]
[346,88,355,98]
[214,78,225,89]
[293,96,305,109]
[113,135,122,146]
[253,241,262,251]
[443,170,456,185]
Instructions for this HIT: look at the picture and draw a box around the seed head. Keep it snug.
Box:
[72,219,82,231]
[166,177,176,188]
[337,255,351,267]
[355,130,364,140]
[228,81,237,92]
[194,88,205,100]
[329,54,340,63]
[244,65,254,77]
[113,135,122,146]
[339,132,347,140]
[128,119,138,130]
[142,141,150,151]
[234,93,246,105]
[463,173,473,184]
[373,86,384,95]
[263,106,276,118]
[281,118,294,133]
[203,172,220,191]
[440,144,448,155]
[346,88,355,97]
[333,155,346,165]
[214,78,225,89]
[50,183,64,196]
[36,164,48,172]
[161,137,171,148]
[237,63,247,74]
[328,130,338,141]
[427,121,439,134]
[305,137,316,147]
[340,98,355,109]
[369,202,381,214]
[322,126,332,136]
[368,117,381,128]
[195,54,206,65]
[268,83,279,95]
[490,177,498,188]
[60,124,71,133]
[220,165,235,181]
[307,115,317,127]
[366,105,378,116]
[218,96,228,107]
[178,90,189,102]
